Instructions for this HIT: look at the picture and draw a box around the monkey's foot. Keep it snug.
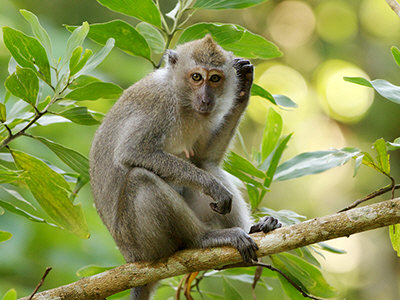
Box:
[249,216,282,234]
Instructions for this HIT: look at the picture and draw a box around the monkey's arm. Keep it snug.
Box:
[198,59,253,164]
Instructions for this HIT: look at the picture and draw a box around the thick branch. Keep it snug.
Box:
[20,198,400,300]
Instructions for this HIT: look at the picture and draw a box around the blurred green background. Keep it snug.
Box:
[0,0,400,299]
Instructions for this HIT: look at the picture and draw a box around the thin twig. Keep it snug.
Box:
[386,0,400,17]
[28,267,52,300]
[338,184,400,213]
[251,260,322,300]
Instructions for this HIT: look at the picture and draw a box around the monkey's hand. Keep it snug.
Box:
[207,181,233,215]
[233,58,254,103]
[249,216,282,234]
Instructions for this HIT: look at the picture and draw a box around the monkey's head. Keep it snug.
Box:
[166,35,238,117]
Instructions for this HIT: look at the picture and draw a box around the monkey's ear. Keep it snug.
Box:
[166,50,178,66]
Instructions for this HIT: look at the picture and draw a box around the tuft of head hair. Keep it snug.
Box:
[191,34,227,67]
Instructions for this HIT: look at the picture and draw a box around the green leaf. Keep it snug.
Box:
[223,277,243,299]
[2,27,51,85]
[353,154,364,177]
[343,76,373,88]
[261,108,282,161]
[33,136,90,181]
[69,47,93,76]
[251,83,276,105]
[62,22,89,67]
[373,138,390,174]
[256,207,306,226]
[96,0,161,27]
[194,0,266,9]
[345,77,400,105]
[274,147,360,181]
[389,224,400,257]
[79,38,115,74]
[20,9,53,58]
[1,289,17,300]
[361,151,383,173]
[66,20,151,60]
[12,150,89,238]
[391,46,400,68]
[58,107,100,126]
[225,152,265,178]
[0,199,50,224]
[0,103,6,122]
[273,253,337,298]
[5,67,39,106]
[178,23,281,59]
[223,161,264,189]
[1,186,37,210]
[76,264,115,277]
[0,230,12,243]
[70,75,101,89]
[273,94,297,108]
[246,183,260,209]
[264,134,292,187]
[318,242,346,254]
[387,137,400,151]
[0,166,24,184]
[136,22,166,54]
[65,82,123,101]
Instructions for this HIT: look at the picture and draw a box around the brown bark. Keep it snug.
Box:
[20,198,400,300]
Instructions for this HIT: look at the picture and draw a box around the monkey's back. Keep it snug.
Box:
[89,70,176,232]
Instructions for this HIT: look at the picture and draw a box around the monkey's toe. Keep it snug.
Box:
[249,216,282,234]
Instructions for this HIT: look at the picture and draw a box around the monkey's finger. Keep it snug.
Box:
[233,58,251,67]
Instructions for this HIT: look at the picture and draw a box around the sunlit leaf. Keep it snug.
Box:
[225,152,265,178]
[194,0,266,9]
[69,47,93,76]
[0,230,12,243]
[5,67,39,106]
[33,136,90,181]
[0,104,6,122]
[345,77,400,104]
[96,0,162,27]
[61,22,89,67]
[70,75,101,89]
[1,288,17,300]
[79,38,115,75]
[65,82,123,101]
[265,134,292,187]
[261,108,282,161]
[136,22,166,54]
[2,27,51,84]
[58,107,100,125]
[178,23,281,59]
[389,224,400,257]
[387,137,400,151]
[0,165,24,184]
[391,46,400,68]
[20,9,52,58]
[251,83,276,105]
[66,20,150,59]
[274,147,360,181]
[373,138,390,174]
[12,150,89,238]
[76,264,115,277]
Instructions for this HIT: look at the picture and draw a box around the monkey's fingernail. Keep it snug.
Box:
[240,91,245,97]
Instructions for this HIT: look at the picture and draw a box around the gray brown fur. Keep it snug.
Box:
[90,36,280,300]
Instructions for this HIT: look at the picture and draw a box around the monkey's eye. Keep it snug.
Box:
[209,74,221,82]
[191,73,202,81]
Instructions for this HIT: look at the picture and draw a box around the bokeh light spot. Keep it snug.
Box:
[316,0,358,44]
[315,60,374,123]
[268,1,315,48]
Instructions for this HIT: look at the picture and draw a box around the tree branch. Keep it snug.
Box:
[386,0,400,17]
[19,198,400,300]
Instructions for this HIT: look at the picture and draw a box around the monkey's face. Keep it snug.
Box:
[186,67,225,115]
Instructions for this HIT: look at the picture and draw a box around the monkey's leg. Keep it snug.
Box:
[117,168,259,299]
